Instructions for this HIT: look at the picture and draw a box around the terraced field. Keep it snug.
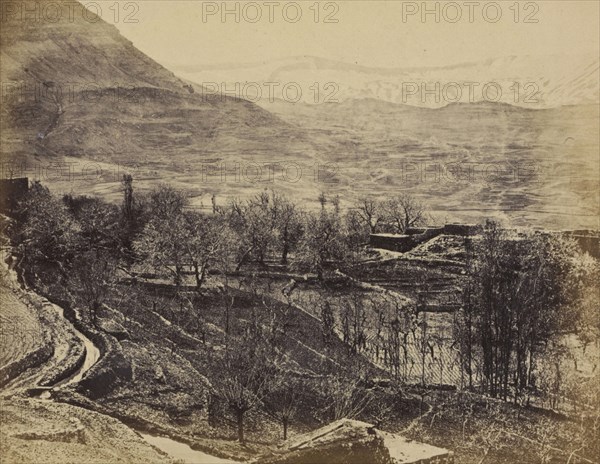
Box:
[0,273,44,371]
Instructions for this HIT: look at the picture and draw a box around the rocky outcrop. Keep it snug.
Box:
[256,419,454,464]
[13,417,86,444]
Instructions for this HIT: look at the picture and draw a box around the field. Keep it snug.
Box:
[259,100,600,230]
[0,273,44,372]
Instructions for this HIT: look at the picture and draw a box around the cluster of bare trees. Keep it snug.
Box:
[315,292,449,386]
[348,194,429,235]
[456,220,598,404]
[211,291,375,442]
[133,187,418,285]
[308,220,598,404]
[11,182,129,325]
[133,185,229,289]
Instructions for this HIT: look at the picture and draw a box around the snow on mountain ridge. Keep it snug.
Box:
[174,54,599,109]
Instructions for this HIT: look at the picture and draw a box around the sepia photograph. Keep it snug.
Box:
[0,1,598,463]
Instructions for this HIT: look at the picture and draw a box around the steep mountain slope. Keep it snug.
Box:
[0,0,312,167]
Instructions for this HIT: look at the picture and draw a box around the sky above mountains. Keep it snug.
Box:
[98,0,599,69]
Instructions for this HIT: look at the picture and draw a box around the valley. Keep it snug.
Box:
[1,2,599,463]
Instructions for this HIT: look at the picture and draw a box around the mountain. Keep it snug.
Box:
[1,3,597,229]
[0,0,313,172]
[173,54,600,108]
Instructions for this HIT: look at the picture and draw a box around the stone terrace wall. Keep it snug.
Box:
[370,224,480,253]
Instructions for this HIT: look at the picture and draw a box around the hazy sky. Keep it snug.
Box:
[98,1,599,68]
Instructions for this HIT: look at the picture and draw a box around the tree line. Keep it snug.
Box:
[6,177,598,438]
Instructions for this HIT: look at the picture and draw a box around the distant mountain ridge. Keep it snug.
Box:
[1,2,597,229]
[174,53,600,108]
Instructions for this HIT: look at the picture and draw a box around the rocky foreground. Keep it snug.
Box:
[0,397,168,464]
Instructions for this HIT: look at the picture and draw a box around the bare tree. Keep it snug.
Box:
[385,299,417,380]
[344,208,370,260]
[182,212,229,291]
[227,192,276,270]
[355,197,381,234]
[121,174,134,222]
[216,336,274,442]
[65,196,122,258]
[134,185,188,286]
[465,221,581,401]
[264,372,301,440]
[320,299,337,347]
[296,208,346,280]
[271,192,303,265]
[318,192,327,210]
[68,251,117,326]
[15,182,79,279]
[340,292,369,354]
[415,311,434,386]
[382,194,427,233]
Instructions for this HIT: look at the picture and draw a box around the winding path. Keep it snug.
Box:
[51,304,100,388]
[42,301,242,463]
[0,256,241,463]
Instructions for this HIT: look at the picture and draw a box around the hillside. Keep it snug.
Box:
[260,98,600,230]
[0,0,313,170]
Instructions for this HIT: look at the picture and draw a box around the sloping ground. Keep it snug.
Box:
[0,397,168,464]
[86,281,376,441]
[0,253,172,463]
[0,272,45,372]
[0,261,87,393]
[256,419,453,464]
[0,0,315,184]
[263,99,600,230]
[352,252,464,304]
[221,271,462,386]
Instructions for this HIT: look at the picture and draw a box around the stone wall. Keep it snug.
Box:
[566,231,600,259]
[370,234,415,252]
[0,340,52,388]
[0,177,28,215]
[443,224,482,236]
